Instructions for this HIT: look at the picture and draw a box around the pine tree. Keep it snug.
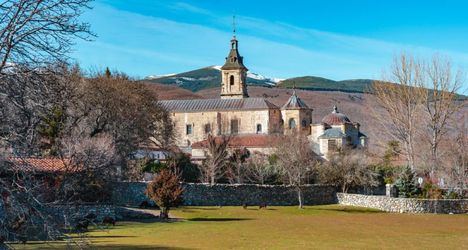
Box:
[105,67,111,78]
[395,166,419,198]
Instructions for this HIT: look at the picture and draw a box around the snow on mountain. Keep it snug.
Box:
[211,65,282,85]
[145,73,176,80]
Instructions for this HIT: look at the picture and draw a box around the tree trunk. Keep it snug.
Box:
[160,207,169,219]
[297,186,303,209]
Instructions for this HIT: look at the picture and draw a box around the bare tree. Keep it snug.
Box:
[419,55,465,177]
[275,131,318,209]
[226,147,249,184]
[57,133,116,203]
[244,152,278,185]
[199,134,230,185]
[440,117,467,195]
[318,149,379,193]
[0,0,94,73]
[372,53,425,169]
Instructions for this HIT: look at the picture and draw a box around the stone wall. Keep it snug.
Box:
[47,204,116,224]
[337,193,467,214]
[111,182,336,206]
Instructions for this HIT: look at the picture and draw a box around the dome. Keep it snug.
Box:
[321,106,351,125]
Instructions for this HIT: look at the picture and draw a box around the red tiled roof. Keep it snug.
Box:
[7,158,78,173]
[321,106,351,125]
[191,134,280,149]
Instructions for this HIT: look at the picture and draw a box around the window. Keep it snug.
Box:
[186,124,192,135]
[204,124,211,134]
[230,75,235,85]
[256,124,262,134]
[328,140,337,151]
[302,119,307,127]
[231,119,239,134]
[288,118,296,129]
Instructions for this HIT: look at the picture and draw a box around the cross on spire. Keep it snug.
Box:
[232,15,236,36]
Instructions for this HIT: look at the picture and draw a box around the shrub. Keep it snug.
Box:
[143,160,167,173]
[421,182,443,199]
[145,169,184,219]
[394,166,419,198]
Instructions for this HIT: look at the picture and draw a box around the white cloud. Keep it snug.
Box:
[75,1,468,83]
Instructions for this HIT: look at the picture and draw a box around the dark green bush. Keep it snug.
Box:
[395,166,419,198]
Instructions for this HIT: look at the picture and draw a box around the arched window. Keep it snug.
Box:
[256,124,262,134]
[288,118,296,129]
[230,75,235,85]
[302,119,307,127]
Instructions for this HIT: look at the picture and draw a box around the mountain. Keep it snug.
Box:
[144,66,281,92]
[277,77,374,93]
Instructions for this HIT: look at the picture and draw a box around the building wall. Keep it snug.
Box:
[171,109,281,148]
[220,69,247,98]
[281,109,312,134]
[192,146,275,160]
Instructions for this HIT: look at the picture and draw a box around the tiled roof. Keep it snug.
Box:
[160,98,279,112]
[282,90,309,110]
[192,134,280,149]
[318,128,346,139]
[322,105,351,125]
[7,158,78,173]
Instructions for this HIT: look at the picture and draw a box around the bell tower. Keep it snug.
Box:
[220,16,248,99]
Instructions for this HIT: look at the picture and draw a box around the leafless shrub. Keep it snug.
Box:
[198,135,230,185]
[244,152,279,185]
[318,149,379,193]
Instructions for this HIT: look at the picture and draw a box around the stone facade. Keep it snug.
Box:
[111,182,336,206]
[47,204,116,223]
[170,108,282,148]
[337,193,467,214]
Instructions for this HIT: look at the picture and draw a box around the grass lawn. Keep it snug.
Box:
[21,205,467,249]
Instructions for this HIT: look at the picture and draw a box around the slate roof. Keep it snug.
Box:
[221,36,248,70]
[318,128,346,139]
[160,98,279,112]
[282,90,309,110]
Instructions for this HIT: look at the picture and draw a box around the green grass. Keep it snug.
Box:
[20,205,468,249]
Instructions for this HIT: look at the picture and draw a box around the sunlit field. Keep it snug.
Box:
[21,205,468,249]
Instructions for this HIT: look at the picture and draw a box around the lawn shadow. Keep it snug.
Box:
[181,207,221,211]
[95,245,194,250]
[23,243,193,250]
[188,217,253,222]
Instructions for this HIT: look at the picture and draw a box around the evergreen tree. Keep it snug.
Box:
[395,166,419,198]
[105,67,111,78]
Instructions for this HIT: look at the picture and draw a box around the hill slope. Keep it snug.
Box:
[277,77,374,93]
[145,66,280,92]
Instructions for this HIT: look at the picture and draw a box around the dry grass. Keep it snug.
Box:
[20,205,468,249]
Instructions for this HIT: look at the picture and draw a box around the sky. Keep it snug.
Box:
[72,0,468,83]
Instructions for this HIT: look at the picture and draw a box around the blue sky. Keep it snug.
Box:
[73,0,468,82]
